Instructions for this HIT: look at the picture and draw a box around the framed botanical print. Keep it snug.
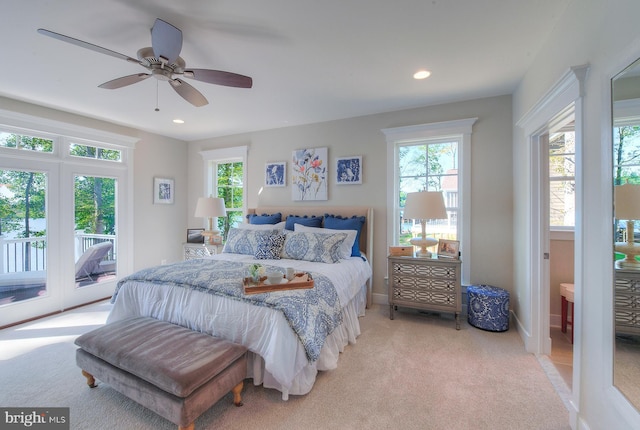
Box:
[336,155,362,184]
[291,147,328,200]
[265,162,286,187]
[154,177,174,204]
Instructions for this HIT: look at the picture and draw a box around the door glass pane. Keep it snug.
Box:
[0,169,47,305]
[74,175,117,287]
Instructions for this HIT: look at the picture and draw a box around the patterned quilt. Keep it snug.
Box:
[112,258,343,362]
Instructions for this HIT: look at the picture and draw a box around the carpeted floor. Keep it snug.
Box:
[0,301,570,429]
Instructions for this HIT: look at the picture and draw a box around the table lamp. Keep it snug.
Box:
[615,183,640,269]
[194,197,226,245]
[403,191,448,257]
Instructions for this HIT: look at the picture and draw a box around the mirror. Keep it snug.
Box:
[612,57,640,409]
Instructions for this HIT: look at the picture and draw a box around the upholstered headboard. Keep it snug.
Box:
[247,206,374,307]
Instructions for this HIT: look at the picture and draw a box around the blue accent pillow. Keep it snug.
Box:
[255,233,286,260]
[323,214,366,257]
[246,212,282,225]
[284,215,323,231]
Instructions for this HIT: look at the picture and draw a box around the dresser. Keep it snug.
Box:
[388,255,462,329]
[183,243,221,260]
[615,268,640,335]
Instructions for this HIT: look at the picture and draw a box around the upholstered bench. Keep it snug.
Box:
[75,316,248,430]
[467,284,510,332]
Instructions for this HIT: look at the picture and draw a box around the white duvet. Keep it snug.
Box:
[107,253,372,400]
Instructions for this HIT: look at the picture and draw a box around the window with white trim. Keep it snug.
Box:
[200,147,247,239]
[383,118,476,284]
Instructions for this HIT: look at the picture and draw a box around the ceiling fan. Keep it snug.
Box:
[37,18,253,107]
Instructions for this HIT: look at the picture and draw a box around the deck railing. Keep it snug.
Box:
[0,234,116,274]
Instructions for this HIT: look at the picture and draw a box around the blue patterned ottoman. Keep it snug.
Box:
[467,285,510,332]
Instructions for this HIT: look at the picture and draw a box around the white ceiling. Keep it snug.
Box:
[1,0,570,142]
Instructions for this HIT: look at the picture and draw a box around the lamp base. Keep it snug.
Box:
[615,241,640,270]
[410,236,438,258]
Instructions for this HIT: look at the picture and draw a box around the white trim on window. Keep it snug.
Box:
[383,118,477,285]
[200,146,248,215]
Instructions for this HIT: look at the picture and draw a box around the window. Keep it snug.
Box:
[0,113,136,326]
[70,142,121,161]
[0,130,54,153]
[384,118,476,284]
[201,147,247,238]
[215,160,244,236]
[548,129,575,228]
[397,140,458,247]
[613,121,640,242]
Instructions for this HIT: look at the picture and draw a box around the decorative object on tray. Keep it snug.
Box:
[402,191,448,257]
[195,196,227,245]
[243,271,314,294]
[336,155,362,185]
[153,177,174,204]
[247,263,265,284]
[437,239,460,259]
[292,147,328,201]
[265,162,286,187]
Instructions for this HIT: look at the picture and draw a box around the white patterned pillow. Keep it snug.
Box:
[294,224,357,260]
[255,233,286,260]
[223,228,277,255]
[281,231,348,263]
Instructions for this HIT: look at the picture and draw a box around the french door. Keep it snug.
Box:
[0,134,133,327]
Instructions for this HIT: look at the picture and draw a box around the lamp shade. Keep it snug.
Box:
[615,184,640,220]
[403,191,448,220]
[194,197,226,218]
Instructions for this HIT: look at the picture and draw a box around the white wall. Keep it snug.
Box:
[512,0,640,428]
[188,95,513,302]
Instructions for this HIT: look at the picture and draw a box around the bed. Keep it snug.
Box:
[107,206,373,400]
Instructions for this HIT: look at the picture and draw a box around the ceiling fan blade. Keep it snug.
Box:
[169,79,208,107]
[98,73,151,89]
[185,69,253,88]
[37,28,139,64]
[151,19,182,64]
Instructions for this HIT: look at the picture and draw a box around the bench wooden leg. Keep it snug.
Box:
[81,370,97,388]
[232,381,244,407]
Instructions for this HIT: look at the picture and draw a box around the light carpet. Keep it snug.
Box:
[0,301,570,429]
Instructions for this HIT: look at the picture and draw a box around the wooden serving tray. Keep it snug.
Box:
[243,272,314,294]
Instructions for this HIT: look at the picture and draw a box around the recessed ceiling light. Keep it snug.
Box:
[413,70,431,80]
[173,119,185,124]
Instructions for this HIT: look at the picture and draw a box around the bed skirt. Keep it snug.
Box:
[107,282,367,400]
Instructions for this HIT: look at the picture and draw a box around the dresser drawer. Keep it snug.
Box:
[391,262,457,280]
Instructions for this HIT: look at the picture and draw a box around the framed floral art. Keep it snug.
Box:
[291,147,328,201]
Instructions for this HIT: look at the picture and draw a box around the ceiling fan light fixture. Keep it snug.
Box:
[173,119,184,124]
[413,70,431,80]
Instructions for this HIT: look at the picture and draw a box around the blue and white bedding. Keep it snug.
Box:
[111,258,342,362]
[107,252,371,400]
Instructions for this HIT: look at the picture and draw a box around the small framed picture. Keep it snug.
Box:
[336,156,362,184]
[154,177,174,204]
[187,228,205,244]
[438,239,460,259]
[265,162,286,187]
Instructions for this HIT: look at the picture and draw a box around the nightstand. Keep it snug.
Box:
[388,255,462,329]
[615,268,640,335]
[183,243,221,260]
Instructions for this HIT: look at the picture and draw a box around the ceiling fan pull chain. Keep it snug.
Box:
[155,80,160,112]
